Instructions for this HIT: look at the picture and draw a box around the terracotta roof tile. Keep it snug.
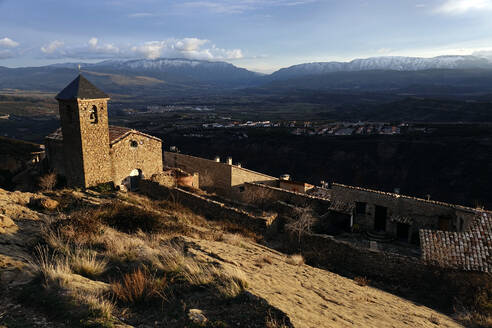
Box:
[420,211,492,273]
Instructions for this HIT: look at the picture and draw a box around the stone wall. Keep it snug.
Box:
[241,182,331,214]
[164,152,277,193]
[110,132,162,189]
[139,179,274,233]
[331,183,477,241]
[59,98,112,188]
[164,152,232,190]
[294,232,490,312]
[44,139,65,176]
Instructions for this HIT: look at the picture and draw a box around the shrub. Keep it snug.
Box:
[286,254,304,266]
[91,182,114,194]
[111,267,166,306]
[39,172,57,191]
[354,276,369,287]
[96,202,164,234]
[429,314,440,325]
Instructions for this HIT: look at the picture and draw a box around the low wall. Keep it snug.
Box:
[294,232,491,312]
[242,182,331,214]
[139,179,275,233]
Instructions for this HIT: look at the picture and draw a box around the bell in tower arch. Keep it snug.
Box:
[89,105,98,124]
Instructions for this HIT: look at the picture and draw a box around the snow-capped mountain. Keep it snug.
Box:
[270,56,492,80]
[48,58,261,86]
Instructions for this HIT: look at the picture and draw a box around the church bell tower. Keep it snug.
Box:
[55,74,112,187]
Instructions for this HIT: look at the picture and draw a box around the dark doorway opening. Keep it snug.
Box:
[129,169,142,191]
[397,223,410,242]
[374,205,387,232]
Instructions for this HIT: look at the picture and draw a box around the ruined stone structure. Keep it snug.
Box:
[45,75,163,189]
[163,151,277,194]
[330,183,478,243]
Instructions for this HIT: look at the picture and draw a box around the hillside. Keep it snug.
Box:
[1,56,492,101]
[0,188,465,327]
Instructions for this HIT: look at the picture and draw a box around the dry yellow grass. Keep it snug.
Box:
[185,236,464,328]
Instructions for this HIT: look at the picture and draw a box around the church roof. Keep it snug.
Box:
[46,125,162,145]
[55,74,109,100]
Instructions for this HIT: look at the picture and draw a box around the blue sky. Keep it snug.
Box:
[1,0,492,72]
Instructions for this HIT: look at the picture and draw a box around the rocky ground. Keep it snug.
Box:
[0,188,463,328]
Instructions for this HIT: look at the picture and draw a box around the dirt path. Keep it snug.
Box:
[187,236,462,328]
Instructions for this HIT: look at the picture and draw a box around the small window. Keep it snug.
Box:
[239,186,245,192]
[89,105,98,124]
[355,202,367,214]
[130,140,138,148]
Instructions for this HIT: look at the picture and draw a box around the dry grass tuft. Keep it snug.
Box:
[429,314,440,325]
[77,292,115,322]
[286,254,304,266]
[266,310,290,328]
[69,248,108,279]
[39,172,57,191]
[111,267,166,305]
[354,276,369,287]
[216,266,249,298]
[30,245,72,285]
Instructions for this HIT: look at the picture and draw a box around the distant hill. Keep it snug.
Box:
[268,55,492,80]
[1,55,492,99]
[262,68,492,96]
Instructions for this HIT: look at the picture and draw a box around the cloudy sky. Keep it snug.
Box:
[1,0,492,72]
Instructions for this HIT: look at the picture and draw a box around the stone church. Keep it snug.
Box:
[45,74,163,190]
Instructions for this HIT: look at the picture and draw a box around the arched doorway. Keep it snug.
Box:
[129,169,142,191]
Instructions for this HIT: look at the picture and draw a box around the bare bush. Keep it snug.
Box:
[285,207,317,244]
[39,172,57,191]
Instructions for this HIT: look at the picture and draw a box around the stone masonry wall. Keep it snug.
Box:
[58,99,85,186]
[58,98,112,188]
[331,184,477,237]
[163,152,277,193]
[111,132,162,188]
[77,99,112,187]
[139,179,273,233]
[164,152,231,190]
[242,182,331,214]
[44,139,65,176]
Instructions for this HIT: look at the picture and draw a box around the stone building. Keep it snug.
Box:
[45,75,163,190]
[330,183,478,243]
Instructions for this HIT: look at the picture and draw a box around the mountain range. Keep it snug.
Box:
[1,55,492,98]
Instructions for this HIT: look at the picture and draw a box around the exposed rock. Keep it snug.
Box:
[188,309,207,325]
[0,215,16,234]
[29,196,59,211]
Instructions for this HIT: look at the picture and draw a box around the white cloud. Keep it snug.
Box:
[128,12,155,18]
[88,37,99,48]
[0,37,19,48]
[39,37,242,61]
[0,49,14,59]
[131,38,243,60]
[41,40,64,54]
[435,0,492,14]
[472,49,492,61]
[180,0,318,14]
